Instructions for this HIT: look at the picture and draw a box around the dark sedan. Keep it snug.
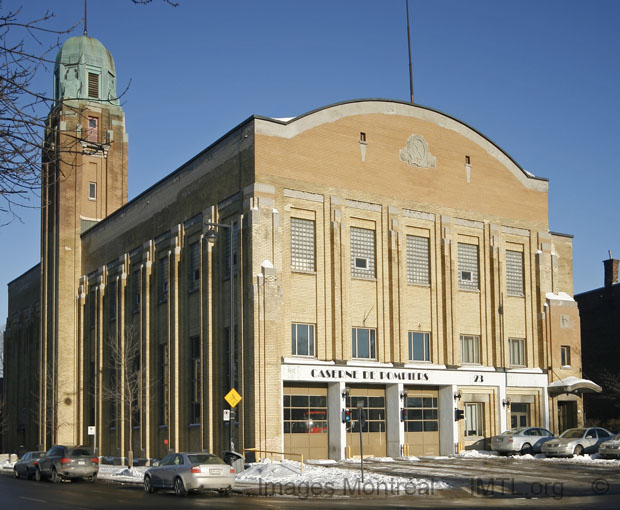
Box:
[13,451,46,479]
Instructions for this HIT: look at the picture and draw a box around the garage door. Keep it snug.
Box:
[283,384,328,460]
[346,386,386,458]
[404,387,439,456]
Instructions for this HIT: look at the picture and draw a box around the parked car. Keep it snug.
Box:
[144,452,235,496]
[541,427,614,457]
[13,451,46,479]
[491,427,555,455]
[34,445,98,483]
[598,433,620,459]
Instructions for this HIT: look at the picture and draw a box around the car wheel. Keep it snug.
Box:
[218,488,231,497]
[174,477,187,497]
[573,445,584,456]
[14,468,20,479]
[144,475,155,493]
[34,467,42,482]
[520,443,532,455]
[51,467,61,483]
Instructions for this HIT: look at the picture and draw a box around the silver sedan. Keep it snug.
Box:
[491,427,555,455]
[144,452,235,496]
[598,433,620,459]
[541,427,614,457]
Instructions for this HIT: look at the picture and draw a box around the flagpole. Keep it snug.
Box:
[406,0,414,104]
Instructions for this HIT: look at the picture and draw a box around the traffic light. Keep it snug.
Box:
[454,408,464,421]
[400,408,408,422]
[342,408,351,423]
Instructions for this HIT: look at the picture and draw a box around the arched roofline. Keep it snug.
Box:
[254,98,548,186]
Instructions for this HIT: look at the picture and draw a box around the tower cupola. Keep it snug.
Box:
[54,35,118,105]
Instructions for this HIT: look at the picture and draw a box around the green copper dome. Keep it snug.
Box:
[54,35,118,105]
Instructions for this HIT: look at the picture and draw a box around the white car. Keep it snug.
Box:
[598,433,620,459]
[541,427,614,457]
[491,427,555,455]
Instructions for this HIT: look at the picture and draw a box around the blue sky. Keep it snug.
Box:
[1,0,619,328]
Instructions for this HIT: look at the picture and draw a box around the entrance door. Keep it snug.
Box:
[511,403,530,428]
[346,386,386,458]
[557,401,577,433]
[404,388,440,456]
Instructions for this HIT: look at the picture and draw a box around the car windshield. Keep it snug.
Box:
[31,452,44,459]
[187,454,225,465]
[560,428,585,439]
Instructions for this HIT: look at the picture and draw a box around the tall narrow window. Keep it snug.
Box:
[406,235,430,285]
[88,72,99,98]
[108,280,117,321]
[89,182,97,200]
[132,270,141,314]
[159,344,169,425]
[458,243,479,290]
[350,227,375,279]
[561,346,571,367]
[290,218,315,272]
[224,222,239,279]
[89,286,96,329]
[460,334,481,364]
[87,116,98,142]
[189,242,200,291]
[509,338,525,366]
[291,323,315,357]
[159,257,169,302]
[506,250,524,296]
[465,403,484,436]
[408,331,431,361]
[352,327,376,359]
[190,336,201,424]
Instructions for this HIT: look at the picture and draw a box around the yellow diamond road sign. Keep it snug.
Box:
[225,388,242,408]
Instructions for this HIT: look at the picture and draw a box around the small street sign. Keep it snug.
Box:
[87,426,96,436]
[224,388,242,408]
[223,409,231,421]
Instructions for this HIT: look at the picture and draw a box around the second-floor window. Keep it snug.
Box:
[350,227,376,279]
[290,218,315,272]
[291,323,315,357]
[506,250,524,296]
[408,331,430,362]
[509,338,525,366]
[406,235,430,285]
[352,327,376,359]
[458,242,479,290]
[461,334,481,364]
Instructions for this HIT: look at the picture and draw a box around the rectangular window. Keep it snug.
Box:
[406,235,430,285]
[352,327,376,359]
[108,280,116,321]
[408,331,431,362]
[290,217,315,272]
[132,270,140,314]
[159,344,169,425]
[460,334,481,364]
[506,250,524,296]
[89,287,96,329]
[561,345,571,367]
[509,338,525,366]
[510,403,529,428]
[224,222,239,279]
[88,72,99,98]
[350,227,375,279]
[223,326,240,390]
[283,391,328,434]
[87,116,98,142]
[159,257,169,302]
[291,323,315,357]
[404,395,438,432]
[89,181,97,200]
[189,242,200,291]
[458,243,479,290]
[465,402,484,437]
[190,336,201,424]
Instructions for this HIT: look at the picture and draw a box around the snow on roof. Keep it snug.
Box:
[545,291,575,302]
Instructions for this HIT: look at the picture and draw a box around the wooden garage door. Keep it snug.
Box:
[346,386,386,458]
[404,387,439,456]
[283,385,328,460]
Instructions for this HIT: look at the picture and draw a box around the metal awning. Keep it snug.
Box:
[548,376,602,396]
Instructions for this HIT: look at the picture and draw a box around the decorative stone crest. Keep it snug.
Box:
[399,134,436,168]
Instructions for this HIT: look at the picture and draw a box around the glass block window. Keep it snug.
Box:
[189,336,201,424]
[406,235,430,285]
[291,323,315,357]
[159,257,169,302]
[290,218,315,272]
[506,250,524,296]
[283,392,328,434]
[350,227,375,279]
[408,331,430,361]
[460,334,481,364]
[404,395,438,432]
[189,242,200,291]
[352,327,376,359]
[465,402,484,436]
[458,243,479,290]
[509,338,525,366]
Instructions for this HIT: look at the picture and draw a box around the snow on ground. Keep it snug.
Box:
[97,465,148,483]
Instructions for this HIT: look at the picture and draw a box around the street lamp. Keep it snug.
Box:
[205,221,235,452]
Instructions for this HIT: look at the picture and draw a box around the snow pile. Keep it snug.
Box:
[235,458,449,496]
[458,449,500,458]
[0,459,15,472]
[97,465,149,483]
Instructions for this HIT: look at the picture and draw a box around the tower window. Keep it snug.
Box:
[87,116,98,142]
[88,72,99,98]
[89,182,96,200]
[465,155,471,165]
[360,132,367,143]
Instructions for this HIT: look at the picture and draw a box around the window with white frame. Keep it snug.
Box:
[290,218,315,272]
[352,327,376,359]
[350,227,375,279]
[408,331,430,362]
[460,334,481,364]
[561,345,571,367]
[291,323,315,357]
[88,182,97,200]
[189,242,200,291]
[406,235,430,285]
[465,402,484,436]
[506,250,524,296]
[509,338,525,366]
[458,242,479,290]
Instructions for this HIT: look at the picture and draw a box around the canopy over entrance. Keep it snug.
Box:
[548,376,602,396]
